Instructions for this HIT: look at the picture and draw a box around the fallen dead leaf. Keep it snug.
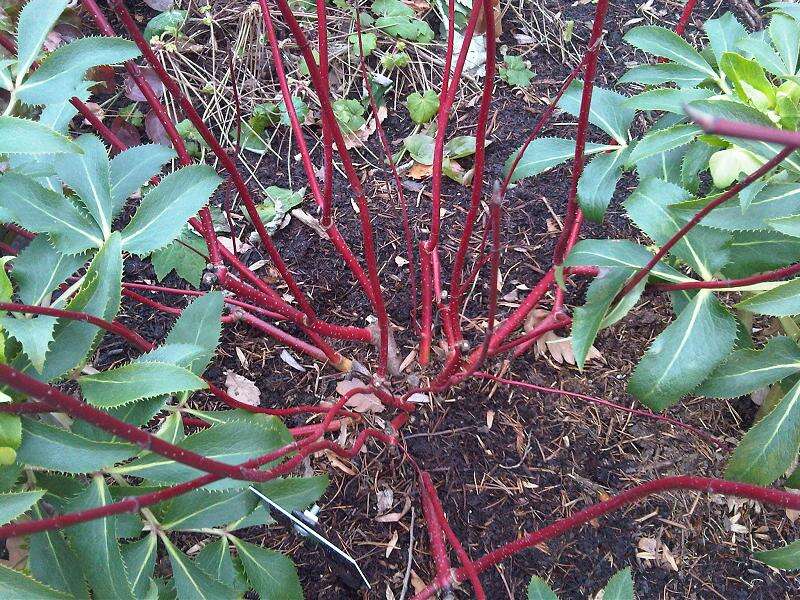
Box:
[408,162,433,180]
[410,570,426,594]
[337,378,385,413]
[637,537,679,571]
[385,530,400,558]
[279,349,306,372]
[524,309,604,365]
[377,488,395,515]
[224,370,260,406]
[375,496,412,523]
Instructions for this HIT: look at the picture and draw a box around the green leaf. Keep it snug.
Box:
[726,379,800,484]
[406,89,439,124]
[527,576,558,600]
[111,418,291,489]
[195,538,248,593]
[160,488,258,531]
[680,140,715,195]
[35,233,122,381]
[600,567,634,600]
[724,230,800,278]
[17,37,140,106]
[499,55,535,88]
[14,0,69,82]
[769,13,800,76]
[154,292,224,375]
[403,133,435,165]
[623,87,714,114]
[627,124,701,165]
[10,237,86,306]
[232,538,302,600]
[577,148,628,222]
[121,534,157,598]
[254,475,329,512]
[150,231,207,288]
[64,476,136,600]
[563,239,690,283]
[79,362,206,409]
[121,164,223,255]
[557,81,634,144]
[0,117,81,155]
[768,213,800,237]
[0,489,44,525]
[624,25,716,77]
[708,146,764,188]
[54,134,114,237]
[348,31,377,57]
[161,535,234,600]
[73,396,166,444]
[332,98,366,133]
[572,268,637,371]
[17,418,135,472]
[719,52,776,110]
[0,316,57,373]
[0,173,103,254]
[698,336,800,398]
[144,10,188,40]
[704,12,748,64]
[624,178,730,278]
[505,138,614,183]
[629,290,737,410]
[619,62,707,88]
[737,278,800,316]
[0,564,69,598]
[0,413,20,465]
[28,502,90,599]
[445,136,477,159]
[110,144,176,217]
[249,186,305,233]
[754,540,800,569]
[736,34,789,77]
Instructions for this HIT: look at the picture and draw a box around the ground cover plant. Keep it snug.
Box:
[0,0,800,597]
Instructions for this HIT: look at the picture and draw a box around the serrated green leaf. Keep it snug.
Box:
[0,564,69,598]
[110,144,176,217]
[724,230,800,278]
[720,52,776,110]
[629,290,737,410]
[624,178,730,278]
[232,538,302,600]
[160,488,258,531]
[0,116,81,155]
[33,233,122,381]
[627,124,701,165]
[54,134,113,237]
[78,362,206,409]
[563,239,690,283]
[768,213,800,237]
[0,413,20,465]
[736,34,789,77]
[577,148,629,223]
[255,475,329,512]
[754,540,800,569]
[64,476,135,600]
[121,534,157,598]
[0,173,103,254]
[10,237,86,307]
[557,80,634,144]
[726,378,800,484]
[17,37,140,106]
[680,140,715,195]
[0,316,57,373]
[704,12,748,64]
[406,89,439,124]
[619,62,707,88]
[28,502,90,599]
[155,411,185,445]
[600,567,634,600]
[72,396,166,443]
[17,418,135,472]
[161,535,234,600]
[150,231,207,287]
[769,13,800,76]
[0,489,44,524]
[737,278,800,315]
[195,538,248,593]
[121,164,223,255]
[698,336,800,398]
[505,137,614,183]
[624,25,716,77]
[572,268,636,371]
[623,87,714,114]
[111,418,291,490]
[527,576,558,600]
[14,0,69,82]
[156,292,224,375]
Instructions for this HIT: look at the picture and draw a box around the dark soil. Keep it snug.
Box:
[96,0,800,598]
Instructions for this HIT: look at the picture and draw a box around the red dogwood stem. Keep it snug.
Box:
[413,475,800,599]
[419,471,453,590]
[552,0,610,265]
[652,262,800,292]
[686,105,800,148]
[676,0,699,36]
